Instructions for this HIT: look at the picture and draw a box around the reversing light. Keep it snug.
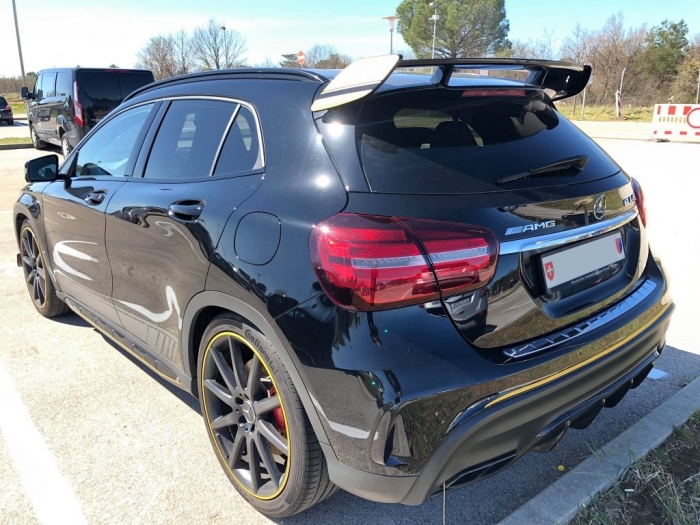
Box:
[309,213,499,311]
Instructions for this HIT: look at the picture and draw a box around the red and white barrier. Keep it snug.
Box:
[650,104,700,143]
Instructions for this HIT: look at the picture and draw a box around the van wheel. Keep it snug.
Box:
[61,134,72,157]
[198,313,337,517]
[30,125,46,150]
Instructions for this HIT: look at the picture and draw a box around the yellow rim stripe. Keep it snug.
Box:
[485,303,671,409]
[201,331,290,500]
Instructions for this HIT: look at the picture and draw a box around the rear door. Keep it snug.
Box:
[105,97,264,370]
[42,102,157,324]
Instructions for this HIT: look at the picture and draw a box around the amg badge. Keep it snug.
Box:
[505,220,556,236]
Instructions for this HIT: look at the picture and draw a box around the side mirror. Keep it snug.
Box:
[20,86,33,101]
[25,155,59,183]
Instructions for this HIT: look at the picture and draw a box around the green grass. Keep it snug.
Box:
[0,137,31,146]
[575,412,700,525]
[10,102,26,114]
[557,104,655,123]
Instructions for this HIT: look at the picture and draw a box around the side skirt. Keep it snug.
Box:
[58,292,194,394]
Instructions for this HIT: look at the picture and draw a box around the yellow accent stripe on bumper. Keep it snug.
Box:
[485,303,671,409]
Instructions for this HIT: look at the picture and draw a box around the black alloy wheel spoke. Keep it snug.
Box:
[211,412,239,430]
[228,430,245,469]
[211,346,240,394]
[227,337,248,392]
[246,435,261,493]
[257,419,288,456]
[204,378,235,406]
[22,255,33,268]
[254,433,281,488]
[246,354,262,398]
[254,395,280,416]
[22,235,32,259]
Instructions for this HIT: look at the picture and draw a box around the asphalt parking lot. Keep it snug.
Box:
[1,130,699,525]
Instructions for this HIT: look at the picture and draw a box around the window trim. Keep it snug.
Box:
[135,95,266,182]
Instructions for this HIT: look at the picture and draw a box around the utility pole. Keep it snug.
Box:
[12,0,27,87]
[696,68,699,105]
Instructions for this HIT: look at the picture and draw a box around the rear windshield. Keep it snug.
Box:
[0,96,7,106]
[77,70,154,105]
[319,88,619,194]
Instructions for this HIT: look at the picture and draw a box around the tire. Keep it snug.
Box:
[197,313,336,517]
[61,133,72,157]
[30,125,46,150]
[7,119,13,126]
[19,221,69,318]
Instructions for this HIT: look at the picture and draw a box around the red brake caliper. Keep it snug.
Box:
[268,387,286,434]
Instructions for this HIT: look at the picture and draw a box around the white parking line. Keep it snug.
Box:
[0,361,88,525]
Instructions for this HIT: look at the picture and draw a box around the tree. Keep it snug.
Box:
[304,44,352,68]
[645,20,689,83]
[396,0,510,58]
[279,54,300,68]
[136,35,181,80]
[192,19,246,70]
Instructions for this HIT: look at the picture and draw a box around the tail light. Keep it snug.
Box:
[73,81,84,127]
[309,213,499,311]
[4,105,10,111]
[631,178,646,226]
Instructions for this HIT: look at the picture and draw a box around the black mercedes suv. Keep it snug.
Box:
[14,56,673,518]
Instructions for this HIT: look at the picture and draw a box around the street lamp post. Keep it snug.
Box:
[429,2,439,60]
[219,25,226,69]
[11,0,27,87]
[383,16,400,55]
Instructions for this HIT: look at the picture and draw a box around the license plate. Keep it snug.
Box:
[541,232,625,291]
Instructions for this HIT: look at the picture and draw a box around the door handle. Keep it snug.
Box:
[168,201,205,221]
[85,189,107,205]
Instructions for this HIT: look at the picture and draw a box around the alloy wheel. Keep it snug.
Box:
[62,136,71,157]
[201,332,290,499]
[21,228,47,308]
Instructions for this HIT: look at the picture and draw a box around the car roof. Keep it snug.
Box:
[36,67,152,74]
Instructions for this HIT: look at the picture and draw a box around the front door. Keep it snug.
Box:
[43,102,157,324]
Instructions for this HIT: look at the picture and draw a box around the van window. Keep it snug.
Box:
[56,72,72,99]
[41,73,57,98]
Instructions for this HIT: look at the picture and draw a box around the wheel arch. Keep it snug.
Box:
[181,291,333,450]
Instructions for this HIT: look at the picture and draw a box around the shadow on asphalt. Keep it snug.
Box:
[56,312,201,414]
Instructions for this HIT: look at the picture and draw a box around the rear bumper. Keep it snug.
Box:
[326,298,673,504]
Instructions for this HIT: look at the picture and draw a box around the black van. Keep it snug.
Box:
[21,68,154,155]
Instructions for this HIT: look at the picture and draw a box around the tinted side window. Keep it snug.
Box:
[34,74,43,100]
[76,104,154,177]
[144,99,236,180]
[41,73,57,98]
[56,72,72,99]
[214,106,263,176]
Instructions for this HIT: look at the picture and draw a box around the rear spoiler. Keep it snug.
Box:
[311,55,591,112]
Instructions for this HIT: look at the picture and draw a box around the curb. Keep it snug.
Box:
[0,143,33,151]
[498,375,700,525]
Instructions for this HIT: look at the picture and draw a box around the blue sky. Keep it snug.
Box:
[1,0,698,77]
